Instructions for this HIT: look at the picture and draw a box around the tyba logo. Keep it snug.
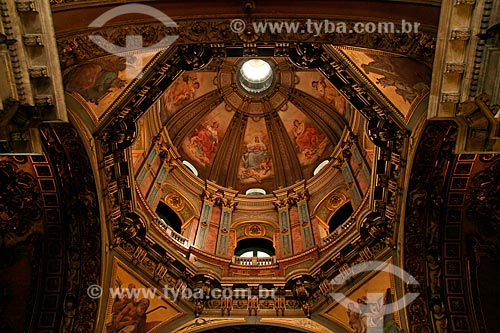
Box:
[88,4,178,79]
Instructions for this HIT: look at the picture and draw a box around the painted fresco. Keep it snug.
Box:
[295,71,347,115]
[279,103,328,166]
[181,103,232,168]
[323,260,402,333]
[238,118,274,185]
[160,71,216,121]
[340,47,431,117]
[104,259,182,333]
[64,52,157,119]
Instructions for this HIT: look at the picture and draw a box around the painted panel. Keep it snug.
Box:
[279,210,293,257]
[279,103,329,166]
[180,103,232,170]
[342,164,354,184]
[295,71,348,116]
[160,71,216,121]
[340,47,431,118]
[64,53,157,119]
[323,260,402,333]
[238,117,274,186]
[147,186,159,207]
[104,259,183,333]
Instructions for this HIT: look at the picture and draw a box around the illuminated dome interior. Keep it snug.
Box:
[160,57,354,194]
[4,0,500,332]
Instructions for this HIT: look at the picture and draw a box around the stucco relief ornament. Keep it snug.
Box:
[238,24,260,43]
[0,161,43,246]
[166,194,185,211]
[327,193,346,210]
[246,224,264,237]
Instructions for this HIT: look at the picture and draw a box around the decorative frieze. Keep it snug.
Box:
[15,0,36,12]
[34,95,53,106]
[444,62,466,73]
[450,29,471,40]
[454,0,475,5]
[22,34,43,46]
[441,92,460,103]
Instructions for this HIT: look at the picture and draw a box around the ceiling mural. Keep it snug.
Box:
[238,117,274,188]
[158,55,352,194]
[64,52,158,119]
[279,102,330,167]
[338,47,431,118]
[160,71,217,123]
[322,260,402,333]
[12,0,499,331]
[104,259,184,333]
[295,71,348,116]
[180,103,232,170]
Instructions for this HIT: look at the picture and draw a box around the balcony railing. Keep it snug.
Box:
[322,218,355,246]
[232,256,276,266]
[156,218,189,248]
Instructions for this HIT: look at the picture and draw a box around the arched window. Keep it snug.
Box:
[182,160,198,176]
[234,238,275,257]
[156,201,182,233]
[245,188,267,196]
[328,201,354,233]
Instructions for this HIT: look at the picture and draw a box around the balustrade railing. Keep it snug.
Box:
[232,256,276,266]
[321,218,355,246]
[156,218,189,248]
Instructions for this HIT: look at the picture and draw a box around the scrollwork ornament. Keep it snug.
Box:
[467,160,500,222]
[0,161,43,241]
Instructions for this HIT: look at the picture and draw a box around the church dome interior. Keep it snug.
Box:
[159,56,353,193]
[1,0,499,332]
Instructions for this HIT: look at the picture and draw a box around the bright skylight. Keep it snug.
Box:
[239,59,274,94]
[240,59,272,82]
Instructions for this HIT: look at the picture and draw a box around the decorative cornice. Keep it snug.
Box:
[403,121,457,333]
[57,18,436,69]
[40,123,102,333]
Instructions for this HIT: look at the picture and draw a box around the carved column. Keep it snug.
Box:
[351,139,372,195]
[146,141,176,208]
[194,190,216,249]
[341,162,363,208]
[296,190,315,251]
[216,198,237,257]
[274,199,293,257]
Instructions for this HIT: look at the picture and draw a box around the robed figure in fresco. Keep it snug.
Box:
[240,136,272,183]
[188,121,220,165]
[106,282,162,333]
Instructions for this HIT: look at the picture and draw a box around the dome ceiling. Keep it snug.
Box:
[161,57,353,193]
